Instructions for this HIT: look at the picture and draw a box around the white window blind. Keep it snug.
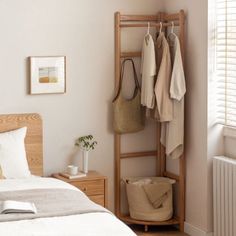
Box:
[216,0,236,126]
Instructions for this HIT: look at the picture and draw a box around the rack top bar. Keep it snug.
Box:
[119,11,182,22]
[120,22,180,28]
[120,15,160,22]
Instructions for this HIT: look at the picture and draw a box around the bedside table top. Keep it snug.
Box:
[52,170,107,183]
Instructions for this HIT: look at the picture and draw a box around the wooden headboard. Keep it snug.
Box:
[0,113,43,176]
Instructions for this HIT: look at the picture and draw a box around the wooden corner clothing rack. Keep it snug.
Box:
[114,10,186,232]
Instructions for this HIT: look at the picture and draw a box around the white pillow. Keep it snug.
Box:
[0,127,31,178]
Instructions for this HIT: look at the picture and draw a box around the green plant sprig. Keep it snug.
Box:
[75,135,97,151]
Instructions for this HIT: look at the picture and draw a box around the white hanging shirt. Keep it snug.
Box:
[161,36,186,159]
[141,34,156,109]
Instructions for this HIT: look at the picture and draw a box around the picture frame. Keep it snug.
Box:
[29,56,66,94]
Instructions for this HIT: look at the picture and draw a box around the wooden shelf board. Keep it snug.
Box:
[51,171,107,182]
[120,215,180,226]
[163,171,180,182]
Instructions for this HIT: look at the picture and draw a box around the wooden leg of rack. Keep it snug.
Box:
[179,154,185,232]
[180,221,184,232]
[114,11,121,217]
[144,225,148,232]
[115,134,121,216]
[179,9,186,232]
[157,123,161,176]
[160,144,166,177]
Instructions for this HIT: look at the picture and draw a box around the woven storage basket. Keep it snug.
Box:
[124,177,175,221]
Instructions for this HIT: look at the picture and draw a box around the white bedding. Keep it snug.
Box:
[0,177,136,236]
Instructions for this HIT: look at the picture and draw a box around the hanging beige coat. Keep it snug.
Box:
[161,36,186,159]
[146,32,173,122]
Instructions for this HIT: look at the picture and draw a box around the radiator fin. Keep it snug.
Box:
[213,156,236,236]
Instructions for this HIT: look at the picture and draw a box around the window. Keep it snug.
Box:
[216,0,236,126]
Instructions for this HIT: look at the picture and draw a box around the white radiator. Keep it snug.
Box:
[213,156,236,236]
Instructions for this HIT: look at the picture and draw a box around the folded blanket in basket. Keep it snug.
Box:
[132,178,152,186]
[0,188,109,222]
[143,182,171,209]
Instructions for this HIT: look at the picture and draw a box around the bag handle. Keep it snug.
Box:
[120,59,140,91]
[113,59,140,102]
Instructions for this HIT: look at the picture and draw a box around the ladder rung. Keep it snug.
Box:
[121,51,141,58]
[163,171,180,182]
[121,150,157,159]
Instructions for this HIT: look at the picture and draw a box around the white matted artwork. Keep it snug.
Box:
[30,56,66,94]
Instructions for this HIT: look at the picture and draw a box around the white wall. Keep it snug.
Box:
[0,0,164,210]
[0,1,221,234]
[162,1,226,235]
[225,137,236,157]
[224,127,236,158]
[207,0,225,233]
[162,0,214,234]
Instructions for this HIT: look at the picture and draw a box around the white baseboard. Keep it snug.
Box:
[184,222,213,236]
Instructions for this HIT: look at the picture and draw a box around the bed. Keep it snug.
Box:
[0,113,136,236]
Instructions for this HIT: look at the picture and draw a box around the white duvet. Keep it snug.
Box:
[0,177,136,236]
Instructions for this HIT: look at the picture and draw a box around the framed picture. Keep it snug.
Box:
[29,56,66,94]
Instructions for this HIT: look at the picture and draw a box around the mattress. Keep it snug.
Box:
[0,177,136,236]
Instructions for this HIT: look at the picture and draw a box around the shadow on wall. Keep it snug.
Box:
[68,146,80,167]
[107,97,115,134]
[25,58,31,94]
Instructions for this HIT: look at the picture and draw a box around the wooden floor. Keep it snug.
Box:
[130,225,189,236]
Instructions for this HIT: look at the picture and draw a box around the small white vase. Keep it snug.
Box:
[82,150,89,174]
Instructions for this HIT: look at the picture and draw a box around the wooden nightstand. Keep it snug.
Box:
[52,171,108,208]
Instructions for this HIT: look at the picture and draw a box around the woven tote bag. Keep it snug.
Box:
[113,59,145,134]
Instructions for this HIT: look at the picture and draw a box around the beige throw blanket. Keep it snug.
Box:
[143,182,171,209]
[0,188,109,222]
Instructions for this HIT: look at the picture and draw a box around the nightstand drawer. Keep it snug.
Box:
[72,179,104,195]
[89,195,105,206]
[52,171,108,208]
